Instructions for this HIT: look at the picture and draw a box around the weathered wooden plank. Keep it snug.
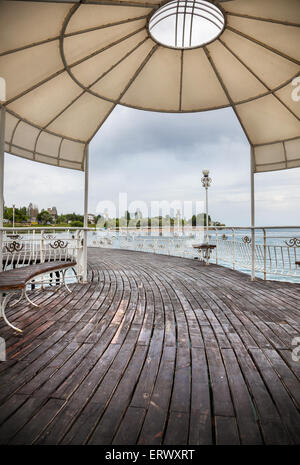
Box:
[164,411,189,445]
[113,407,146,445]
[8,398,65,445]
[250,348,300,444]
[189,348,212,445]
[138,346,176,445]
[88,345,148,445]
[0,248,299,446]
[215,416,240,445]
[221,348,262,444]
[206,347,235,417]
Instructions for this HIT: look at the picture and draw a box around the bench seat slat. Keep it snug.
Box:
[0,261,77,291]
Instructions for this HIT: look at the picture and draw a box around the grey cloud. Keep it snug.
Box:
[5,103,300,227]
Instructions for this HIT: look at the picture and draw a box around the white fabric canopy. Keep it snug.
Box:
[0,0,299,172]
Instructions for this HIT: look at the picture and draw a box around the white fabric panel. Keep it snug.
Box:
[63,19,146,66]
[8,72,82,127]
[48,92,114,140]
[71,30,147,87]
[92,40,155,100]
[181,48,229,110]
[10,145,33,160]
[287,160,300,169]
[206,40,267,103]
[0,0,299,173]
[0,1,69,53]
[36,131,61,158]
[35,153,58,166]
[12,121,40,151]
[60,139,85,163]
[254,138,300,173]
[236,95,300,145]
[59,160,82,170]
[227,16,300,62]
[255,143,285,166]
[0,41,62,101]
[255,162,286,173]
[223,0,300,24]
[285,138,300,160]
[121,46,181,111]
[66,4,150,34]
[220,30,299,89]
[275,83,300,119]
[4,112,19,146]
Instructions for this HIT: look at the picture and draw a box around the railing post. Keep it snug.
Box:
[251,227,256,281]
[232,228,236,271]
[215,228,218,265]
[0,230,3,273]
[75,229,84,281]
[82,144,89,283]
[0,107,6,273]
[250,146,256,281]
[263,228,267,280]
[40,230,45,288]
[40,230,45,263]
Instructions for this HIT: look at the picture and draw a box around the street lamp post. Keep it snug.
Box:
[12,204,15,232]
[193,170,215,264]
[201,170,212,244]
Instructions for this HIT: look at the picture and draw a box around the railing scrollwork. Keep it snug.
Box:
[5,241,24,253]
[242,236,251,244]
[284,238,300,247]
[49,240,68,249]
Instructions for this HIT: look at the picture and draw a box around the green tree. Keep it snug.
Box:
[196,213,211,227]
[56,214,67,224]
[70,220,83,227]
[4,206,28,223]
[37,210,53,224]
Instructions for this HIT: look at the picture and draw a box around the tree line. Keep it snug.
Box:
[4,206,223,228]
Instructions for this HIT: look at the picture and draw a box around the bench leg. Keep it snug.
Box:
[10,289,25,308]
[1,293,23,333]
[24,288,39,307]
[62,269,72,293]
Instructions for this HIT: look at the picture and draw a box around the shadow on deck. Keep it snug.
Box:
[0,248,300,445]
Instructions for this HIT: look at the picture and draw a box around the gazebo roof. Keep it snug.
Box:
[0,0,299,172]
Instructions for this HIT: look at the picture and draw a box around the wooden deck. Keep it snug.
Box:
[0,248,300,445]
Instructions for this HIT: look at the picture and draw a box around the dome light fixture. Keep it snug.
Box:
[148,0,225,49]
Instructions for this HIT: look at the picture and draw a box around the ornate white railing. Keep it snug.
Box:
[0,227,86,282]
[1,226,299,283]
[88,226,300,282]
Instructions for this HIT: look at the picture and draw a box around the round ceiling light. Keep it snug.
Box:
[148,0,225,49]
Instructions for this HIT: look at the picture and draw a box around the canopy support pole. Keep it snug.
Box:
[0,106,6,273]
[250,145,255,281]
[82,144,89,283]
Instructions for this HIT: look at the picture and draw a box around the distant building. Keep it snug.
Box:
[27,202,39,223]
[47,206,57,222]
[88,213,95,224]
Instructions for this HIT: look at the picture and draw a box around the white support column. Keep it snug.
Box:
[250,145,255,281]
[82,144,89,282]
[0,106,6,273]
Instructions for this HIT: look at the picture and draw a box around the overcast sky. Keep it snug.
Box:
[4,104,300,227]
